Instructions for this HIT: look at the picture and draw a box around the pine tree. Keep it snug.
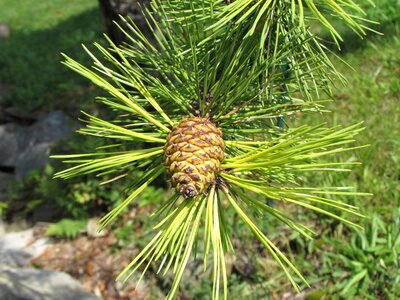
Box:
[54,1,373,299]
[98,0,151,45]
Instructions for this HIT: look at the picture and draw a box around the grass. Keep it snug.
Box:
[0,0,102,115]
[287,9,400,298]
[335,34,400,214]
[301,22,400,217]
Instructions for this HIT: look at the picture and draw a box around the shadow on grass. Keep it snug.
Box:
[0,7,104,116]
[324,15,400,55]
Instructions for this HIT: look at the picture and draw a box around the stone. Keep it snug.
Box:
[0,228,51,265]
[0,219,30,234]
[0,217,98,300]
[0,226,98,300]
[15,142,51,178]
[0,250,31,268]
[0,23,10,39]
[0,123,24,167]
[0,172,15,195]
[18,110,75,149]
[0,111,77,178]
[0,267,99,300]
[0,228,97,300]
[86,218,107,238]
[0,228,34,251]
[15,110,77,178]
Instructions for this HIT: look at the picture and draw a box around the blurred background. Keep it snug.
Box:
[0,0,399,299]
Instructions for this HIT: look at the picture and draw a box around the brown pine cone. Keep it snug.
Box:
[164,116,225,198]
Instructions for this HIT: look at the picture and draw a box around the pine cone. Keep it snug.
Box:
[164,116,225,198]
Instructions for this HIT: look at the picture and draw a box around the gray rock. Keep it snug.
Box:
[0,172,15,195]
[0,250,31,268]
[0,23,10,39]
[0,267,99,300]
[0,229,50,265]
[0,123,24,166]
[0,219,30,234]
[18,110,74,149]
[0,229,34,251]
[15,142,51,178]
[0,229,95,300]
[14,110,76,178]
[0,110,77,184]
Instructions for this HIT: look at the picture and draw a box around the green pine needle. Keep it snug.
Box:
[54,1,373,299]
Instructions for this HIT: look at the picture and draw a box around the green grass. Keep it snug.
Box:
[0,0,102,114]
[301,28,400,217]
[288,10,400,298]
[335,35,400,212]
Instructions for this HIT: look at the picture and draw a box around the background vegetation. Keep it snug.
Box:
[1,0,399,299]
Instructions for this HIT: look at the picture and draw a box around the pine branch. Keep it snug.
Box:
[54,1,373,298]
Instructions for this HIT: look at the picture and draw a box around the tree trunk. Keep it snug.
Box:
[98,0,151,45]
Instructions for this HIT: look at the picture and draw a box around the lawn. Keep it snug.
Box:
[291,23,400,298]
[0,0,102,115]
[303,18,400,217]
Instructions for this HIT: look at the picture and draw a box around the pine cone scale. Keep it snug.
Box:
[164,116,225,198]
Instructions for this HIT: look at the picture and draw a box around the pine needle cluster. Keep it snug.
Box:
[54,1,373,299]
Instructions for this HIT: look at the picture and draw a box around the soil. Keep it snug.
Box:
[31,229,162,300]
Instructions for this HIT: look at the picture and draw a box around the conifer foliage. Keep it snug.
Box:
[55,1,372,299]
